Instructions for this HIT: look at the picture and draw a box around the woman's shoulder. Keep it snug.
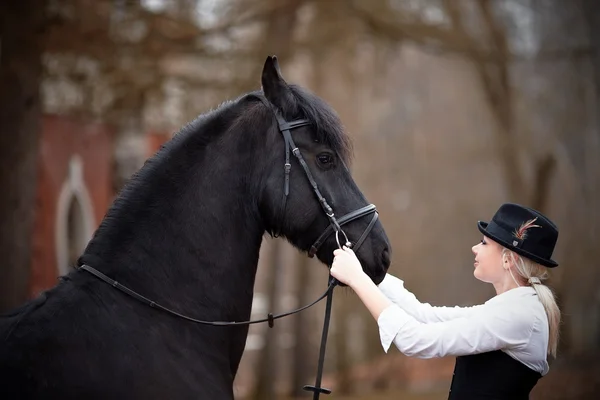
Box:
[485,286,538,306]
[483,288,542,326]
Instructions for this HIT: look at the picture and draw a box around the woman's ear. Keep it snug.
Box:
[502,254,511,270]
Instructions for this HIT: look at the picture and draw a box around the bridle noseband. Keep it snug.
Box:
[79,93,380,399]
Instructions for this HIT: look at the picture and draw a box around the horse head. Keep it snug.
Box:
[256,56,391,284]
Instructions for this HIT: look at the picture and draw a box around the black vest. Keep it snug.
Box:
[448,350,542,399]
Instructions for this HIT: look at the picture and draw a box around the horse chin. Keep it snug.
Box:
[365,247,391,285]
[378,247,391,280]
[370,271,387,285]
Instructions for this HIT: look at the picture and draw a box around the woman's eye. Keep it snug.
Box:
[317,154,333,165]
[481,239,487,245]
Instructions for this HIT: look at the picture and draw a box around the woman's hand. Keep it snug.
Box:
[331,247,394,322]
[331,246,369,288]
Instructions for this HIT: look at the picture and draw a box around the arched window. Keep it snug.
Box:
[56,156,95,275]
[66,195,86,269]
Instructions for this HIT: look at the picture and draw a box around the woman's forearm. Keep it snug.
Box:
[351,274,394,321]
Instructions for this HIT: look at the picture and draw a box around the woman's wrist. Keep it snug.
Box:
[349,271,373,290]
[350,272,393,320]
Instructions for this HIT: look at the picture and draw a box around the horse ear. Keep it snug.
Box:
[261,55,291,110]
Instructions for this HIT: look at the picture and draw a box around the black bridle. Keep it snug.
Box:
[256,94,379,255]
[79,94,379,399]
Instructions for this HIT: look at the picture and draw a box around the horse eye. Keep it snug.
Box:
[317,153,333,165]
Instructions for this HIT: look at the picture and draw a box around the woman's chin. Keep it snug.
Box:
[473,269,494,284]
[473,268,484,282]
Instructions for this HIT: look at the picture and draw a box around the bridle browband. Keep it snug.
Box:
[79,93,379,399]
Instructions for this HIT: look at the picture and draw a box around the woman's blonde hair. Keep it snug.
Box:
[502,249,561,357]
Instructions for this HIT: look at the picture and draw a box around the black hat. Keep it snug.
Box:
[477,203,559,268]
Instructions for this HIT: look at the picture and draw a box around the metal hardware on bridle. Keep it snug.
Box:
[79,93,379,400]
[335,229,350,250]
[325,210,350,250]
[310,204,379,258]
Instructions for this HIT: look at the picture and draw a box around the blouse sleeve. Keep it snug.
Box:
[378,274,483,323]
[377,303,535,357]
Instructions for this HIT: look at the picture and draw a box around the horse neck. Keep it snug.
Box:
[81,111,267,318]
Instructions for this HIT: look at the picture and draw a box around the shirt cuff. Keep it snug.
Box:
[377,304,409,353]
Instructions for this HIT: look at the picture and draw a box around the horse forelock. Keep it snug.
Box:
[288,85,353,165]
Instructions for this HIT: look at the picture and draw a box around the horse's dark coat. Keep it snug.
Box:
[0,56,390,399]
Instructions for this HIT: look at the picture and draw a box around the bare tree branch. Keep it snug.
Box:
[348,1,594,64]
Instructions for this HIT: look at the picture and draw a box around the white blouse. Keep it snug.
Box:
[377,274,550,375]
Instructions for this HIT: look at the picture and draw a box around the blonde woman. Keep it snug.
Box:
[331,203,561,399]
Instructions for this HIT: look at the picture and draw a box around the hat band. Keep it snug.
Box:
[484,220,553,260]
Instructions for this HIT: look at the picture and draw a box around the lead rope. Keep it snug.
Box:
[303,276,336,398]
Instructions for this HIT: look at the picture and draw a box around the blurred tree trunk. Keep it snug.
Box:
[582,0,600,114]
[445,0,562,210]
[236,0,305,94]
[443,0,528,204]
[530,155,557,213]
[0,1,45,312]
[556,0,600,356]
[289,255,312,398]
[250,240,281,400]
[334,292,353,394]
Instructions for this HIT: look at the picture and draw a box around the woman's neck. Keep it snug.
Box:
[493,274,525,295]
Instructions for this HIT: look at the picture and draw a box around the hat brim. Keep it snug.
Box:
[478,221,558,268]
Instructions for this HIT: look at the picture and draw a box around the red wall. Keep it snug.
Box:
[29,115,114,296]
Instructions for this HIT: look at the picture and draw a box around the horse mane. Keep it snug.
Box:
[80,99,249,264]
[150,85,353,174]
[148,84,353,163]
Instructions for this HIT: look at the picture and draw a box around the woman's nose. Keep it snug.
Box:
[471,244,478,255]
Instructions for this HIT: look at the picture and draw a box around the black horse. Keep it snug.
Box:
[0,56,391,399]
